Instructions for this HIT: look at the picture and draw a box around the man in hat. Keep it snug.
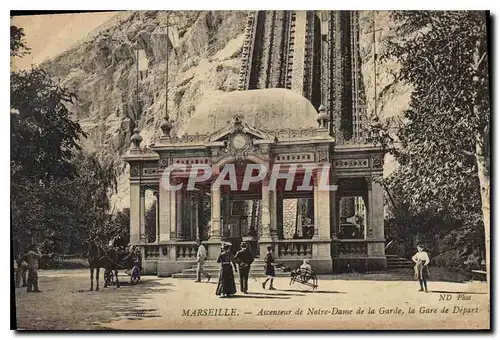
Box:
[25,244,42,292]
[235,242,254,294]
[195,239,211,283]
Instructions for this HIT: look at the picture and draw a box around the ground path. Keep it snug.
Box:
[14,269,489,330]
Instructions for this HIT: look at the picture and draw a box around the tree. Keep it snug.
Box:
[377,11,490,278]
[10,25,30,58]
[11,67,86,183]
[10,25,123,254]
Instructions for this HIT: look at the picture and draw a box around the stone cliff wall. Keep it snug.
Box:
[42,10,409,210]
[43,11,247,209]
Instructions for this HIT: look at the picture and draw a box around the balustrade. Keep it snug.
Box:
[277,240,312,257]
[144,245,160,258]
[337,241,367,255]
[175,242,199,259]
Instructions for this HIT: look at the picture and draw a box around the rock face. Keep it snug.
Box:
[42,10,409,210]
[358,11,412,176]
[43,11,247,209]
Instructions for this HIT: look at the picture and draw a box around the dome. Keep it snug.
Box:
[179,88,319,135]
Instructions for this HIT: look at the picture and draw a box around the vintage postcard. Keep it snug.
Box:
[11,10,490,330]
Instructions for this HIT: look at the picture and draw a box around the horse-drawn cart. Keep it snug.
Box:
[104,255,141,287]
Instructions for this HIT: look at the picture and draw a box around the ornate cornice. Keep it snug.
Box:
[238,11,258,91]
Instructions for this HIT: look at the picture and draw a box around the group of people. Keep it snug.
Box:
[13,244,43,293]
[196,240,315,297]
[215,243,278,297]
[196,240,278,297]
[195,240,262,297]
[13,240,435,295]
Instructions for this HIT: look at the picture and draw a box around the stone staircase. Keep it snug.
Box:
[386,255,414,269]
[172,260,291,279]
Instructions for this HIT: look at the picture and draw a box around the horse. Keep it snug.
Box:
[87,236,133,291]
[101,247,124,289]
[87,239,123,290]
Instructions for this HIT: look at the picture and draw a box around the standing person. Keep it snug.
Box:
[235,242,254,294]
[13,258,18,288]
[262,245,276,290]
[26,245,42,293]
[195,239,211,283]
[412,244,430,292]
[15,254,28,288]
[215,242,237,298]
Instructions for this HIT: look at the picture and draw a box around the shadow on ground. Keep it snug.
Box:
[317,267,472,283]
[14,272,170,330]
[428,290,488,295]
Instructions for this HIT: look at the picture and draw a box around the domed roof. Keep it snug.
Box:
[180,88,319,135]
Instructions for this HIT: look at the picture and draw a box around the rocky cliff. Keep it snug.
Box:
[42,10,409,210]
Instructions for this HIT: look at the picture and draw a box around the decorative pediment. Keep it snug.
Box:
[205,113,277,144]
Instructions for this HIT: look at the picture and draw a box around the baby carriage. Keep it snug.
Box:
[276,263,319,290]
[126,258,142,284]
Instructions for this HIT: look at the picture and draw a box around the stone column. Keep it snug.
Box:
[314,170,331,240]
[190,196,197,241]
[372,178,385,239]
[139,186,146,241]
[276,190,284,239]
[169,189,177,241]
[193,195,198,240]
[366,176,386,269]
[313,175,319,238]
[224,192,231,238]
[330,178,338,239]
[365,178,374,239]
[176,190,184,241]
[197,191,204,239]
[154,190,159,243]
[259,178,272,258]
[130,182,141,244]
[260,179,271,240]
[270,188,278,240]
[158,181,171,242]
[211,186,221,241]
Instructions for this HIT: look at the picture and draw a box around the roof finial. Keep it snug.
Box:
[161,112,174,137]
[316,104,329,128]
[130,122,143,149]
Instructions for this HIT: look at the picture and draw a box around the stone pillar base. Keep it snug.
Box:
[333,257,387,273]
[157,260,196,277]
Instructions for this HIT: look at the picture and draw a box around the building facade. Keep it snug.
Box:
[124,11,386,276]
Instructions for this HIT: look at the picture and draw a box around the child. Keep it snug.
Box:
[300,259,312,271]
[412,244,430,292]
[262,246,276,290]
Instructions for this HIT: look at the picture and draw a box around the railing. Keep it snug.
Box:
[144,245,160,259]
[277,240,312,257]
[262,128,328,140]
[163,133,209,143]
[176,242,199,260]
[337,240,368,255]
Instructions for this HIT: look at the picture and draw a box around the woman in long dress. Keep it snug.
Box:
[412,244,430,292]
[216,243,238,297]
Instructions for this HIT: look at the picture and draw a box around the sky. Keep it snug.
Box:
[11,12,119,71]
